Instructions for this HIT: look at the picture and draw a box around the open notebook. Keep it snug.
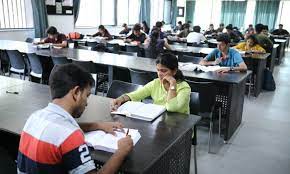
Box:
[85,128,141,153]
[111,101,166,122]
[179,62,229,72]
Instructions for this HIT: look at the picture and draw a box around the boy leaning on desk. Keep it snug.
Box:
[17,63,133,174]
[33,26,68,48]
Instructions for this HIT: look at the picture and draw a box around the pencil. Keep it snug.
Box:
[126,128,129,136]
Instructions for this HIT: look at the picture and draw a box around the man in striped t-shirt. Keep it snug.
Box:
[17,64,133,174]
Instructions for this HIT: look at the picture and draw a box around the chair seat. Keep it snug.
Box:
[30,71,42,78]
[10,67,24,73]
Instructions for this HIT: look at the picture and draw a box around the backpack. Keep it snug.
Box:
[263,69,276,91]
[67,32,84,39]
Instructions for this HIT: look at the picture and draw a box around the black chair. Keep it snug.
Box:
[26,53,43,83]
[126,45,139,53]
[25,37,34,43]
[106,43,120,54]
[0,147,17,174]
[128,68,156,85]
[72,60,108,95]
[6,50,27,80]
[186,79,221,153]
[178,55,202,64]
[51,56,71,66]
[107,80,142,98]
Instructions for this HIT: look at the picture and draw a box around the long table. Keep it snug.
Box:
[0,40,250,141]
[0,76,200,174]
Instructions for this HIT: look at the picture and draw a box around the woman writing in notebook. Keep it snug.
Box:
[111,53,191,114]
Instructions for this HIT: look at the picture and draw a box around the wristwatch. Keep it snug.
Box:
[170,85,176,90]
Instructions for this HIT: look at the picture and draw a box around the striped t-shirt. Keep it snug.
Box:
[17,103,96,174]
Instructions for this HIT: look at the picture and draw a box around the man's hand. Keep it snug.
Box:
[99,122,124,135]
[216,67,230,73]
[117,136,133,156]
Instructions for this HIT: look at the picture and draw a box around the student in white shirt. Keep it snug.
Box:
[186,26,206,45]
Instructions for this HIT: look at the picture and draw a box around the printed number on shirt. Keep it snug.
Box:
[79,144,91,163]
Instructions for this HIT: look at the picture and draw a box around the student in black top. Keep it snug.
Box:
[125,23,147,44]
[141,21,150,34]
[175,21,183,31]
[271,24,289,36]
[225,25,240,43]
[204,24,217,35]
[92,25,112,40]
[216,23,225,33]
[151,21,166,39]
[119,23,131,35]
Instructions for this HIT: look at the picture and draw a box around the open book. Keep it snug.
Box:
[111,101,166,122]
[37,43,51,49]
[85,128,141,153]
[179,62,228,72]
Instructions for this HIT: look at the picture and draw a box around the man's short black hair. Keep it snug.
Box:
[193,26,201,33]
[255,23,264,33]
[226,25,233,30]
[133,23,142,31]
[46,26,58,35]
[216,33,231,45]
[279,24,283,26]
[178,21,182,25]
[156,21,163,28]
[98,25,105,30]
[49,63,95,99]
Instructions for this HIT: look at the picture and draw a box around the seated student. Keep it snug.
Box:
[234,35,266,53]
[204,24,217,35]
[17,64,133,174]
[177,23,190,38]
[245,24,254,34]
[199,33,247,73]
[111,53,191,114]
[144,30,171,58]
[151,21,166,39]
[125,23,147,44]
[141,21,150,34]
[119,23,131,35]
[35,26,67,48]
[255,23,273,53]
[271,24,289,36]
[216,23,225,33]
[244,27,255,40]
[225,25,241,43]
[233,27,244,40]
[186,25,206,45]
[92,25,112,40]
[175,21,183,31]
[262,25,270,37]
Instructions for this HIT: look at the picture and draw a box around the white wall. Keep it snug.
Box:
[0,29,34,41]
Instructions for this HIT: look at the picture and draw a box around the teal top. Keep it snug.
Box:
[127,78,191,114]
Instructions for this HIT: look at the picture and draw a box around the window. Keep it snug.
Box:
[117,0,140,26]
[150,0,164,27]
[0,0,33,29]
[76,0,140,27]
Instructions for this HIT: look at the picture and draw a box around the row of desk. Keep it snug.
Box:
[0,75,200,174]
[0,39,250,141]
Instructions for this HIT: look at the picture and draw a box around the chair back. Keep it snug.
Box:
[106,43,120,54]
[186,79,217,114]
[178,55,202,64]
[107,80,142,98]
[190,92,200,115]
[25,37,34,43]
[126,45,139,53]
[6,50,25,70]
[72,60,107,74]
[26,53,43,77]
[129,68,156,85]
[51,56,71,65]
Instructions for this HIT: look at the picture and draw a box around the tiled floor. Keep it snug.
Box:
[192,51,290,174]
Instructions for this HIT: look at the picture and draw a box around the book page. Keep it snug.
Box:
[132,104,166,121]
[111,101,144,116]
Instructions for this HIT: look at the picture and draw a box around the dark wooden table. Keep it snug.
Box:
[274,39,287,65]
[0,76,200,174]
[0,40,251,141]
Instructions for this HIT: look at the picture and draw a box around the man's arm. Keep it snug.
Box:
[53,40,67,48]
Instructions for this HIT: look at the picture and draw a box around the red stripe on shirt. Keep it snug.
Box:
[60,130,85,155]
[19,131,62,164]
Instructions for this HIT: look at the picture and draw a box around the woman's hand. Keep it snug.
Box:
[110,98,123,111]
[162,75,176,89]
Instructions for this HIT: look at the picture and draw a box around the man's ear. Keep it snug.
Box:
[71,86,81,101]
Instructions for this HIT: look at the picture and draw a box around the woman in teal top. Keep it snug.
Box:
[111,53,191,114]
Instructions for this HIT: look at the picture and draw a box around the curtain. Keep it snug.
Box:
[185,0,195,24]
[254,0,280,30]
[31,0,48,38]
[139,0,151,27]
[171,0,177,26]
[73,0,80,23]
[221,1,247,29]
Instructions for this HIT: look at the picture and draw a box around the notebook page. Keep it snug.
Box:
[132,104,166,120]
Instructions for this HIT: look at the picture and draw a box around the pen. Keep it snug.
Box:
[6,91,19,95]
[126,128,130,136]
